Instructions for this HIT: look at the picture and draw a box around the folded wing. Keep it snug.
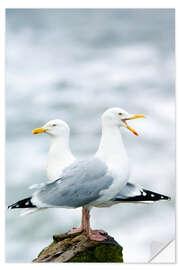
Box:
[32,158,113,208]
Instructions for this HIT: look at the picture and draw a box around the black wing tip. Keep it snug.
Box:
[114,189,171,203]
[142,189,171,202]
[8,203,19,210]
[8,197,36,209]
[163,195,171,201]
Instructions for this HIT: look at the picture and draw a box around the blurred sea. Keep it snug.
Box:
[6,9,175,262]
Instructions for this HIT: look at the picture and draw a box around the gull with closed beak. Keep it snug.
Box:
[8,108,170,241]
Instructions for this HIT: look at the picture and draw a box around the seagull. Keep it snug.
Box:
[32,119,75,181]
[8,108,170,241]
[31,115,170,227]
[18,119,75,216]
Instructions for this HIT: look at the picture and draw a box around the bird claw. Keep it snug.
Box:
[91,229,107,235]
[89,229,108,241]
[68,227,83,235]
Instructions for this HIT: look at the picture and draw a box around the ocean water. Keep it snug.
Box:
[6,9,175,262]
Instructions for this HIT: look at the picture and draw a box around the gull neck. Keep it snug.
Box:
[47,136,75,180]
[95,124,127,161]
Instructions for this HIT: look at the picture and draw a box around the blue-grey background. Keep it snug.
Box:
[6,9,175,262]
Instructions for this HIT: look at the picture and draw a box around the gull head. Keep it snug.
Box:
[102,107,145,136]
[32,119,70,137]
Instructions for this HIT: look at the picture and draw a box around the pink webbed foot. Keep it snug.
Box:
[89,229,108,241]
[68,227,83,235]
[91,229,106,234]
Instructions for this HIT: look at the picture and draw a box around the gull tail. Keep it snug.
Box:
[8,197,36,209]
[113,183,171,203]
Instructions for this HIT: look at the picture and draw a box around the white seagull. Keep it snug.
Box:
[32,119,75,181]
[8,108,170,241]
[19,119,75,216]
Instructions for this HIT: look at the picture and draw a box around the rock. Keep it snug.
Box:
[33,231,123,263]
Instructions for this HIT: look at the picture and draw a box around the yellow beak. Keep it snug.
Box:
[122,115,145,136]
[32,127,47,134]
[127,114,145,120]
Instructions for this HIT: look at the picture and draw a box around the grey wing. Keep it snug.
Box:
[32,158,113,208]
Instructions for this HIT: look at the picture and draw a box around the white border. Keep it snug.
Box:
[1,1,178,269]
[0,0,177,8]
[0,6,5,266]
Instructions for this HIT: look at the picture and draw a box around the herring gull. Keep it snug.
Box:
[32,119,75,180]
[20,119,75,216]
[8,108,170,241]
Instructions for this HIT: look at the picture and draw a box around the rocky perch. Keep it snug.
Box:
[33,231,123,263]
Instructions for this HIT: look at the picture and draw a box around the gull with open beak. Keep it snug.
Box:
[121,113,145,136]
[9,108,170,241]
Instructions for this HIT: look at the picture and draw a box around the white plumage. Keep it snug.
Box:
[9,108,170,241]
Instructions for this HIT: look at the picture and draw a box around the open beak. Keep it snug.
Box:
[122,115,145,136]
[32,127,47,134]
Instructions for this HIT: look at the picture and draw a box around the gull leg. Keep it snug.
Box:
[84,208,107,241]
[68,207,85,234]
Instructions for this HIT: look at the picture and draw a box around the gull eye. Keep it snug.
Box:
[52,124,57,127]
[118,112,123,116]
